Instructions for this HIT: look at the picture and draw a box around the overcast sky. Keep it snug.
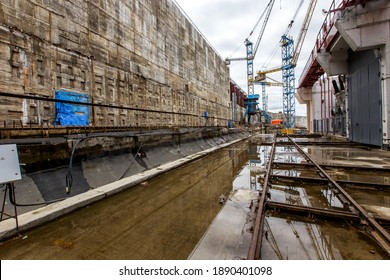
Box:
[174,0,334,116]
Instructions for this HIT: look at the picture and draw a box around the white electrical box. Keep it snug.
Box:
[0,144,22,184]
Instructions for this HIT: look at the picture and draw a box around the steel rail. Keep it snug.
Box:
[275,141,359,146]
[286,135,390,255]
[273,162,390,173]
[247,134,277,260]
[270,174,390,190]
[266,201,390,225]
[266,201,359,221]
[275,133,323,138]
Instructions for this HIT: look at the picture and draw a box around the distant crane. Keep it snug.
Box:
[256,0,318,128]
[226,0,275,124]
[254,77,283,123]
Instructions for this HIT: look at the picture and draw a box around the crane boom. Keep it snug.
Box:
[253,0,276,57]
[255,0,318,78]
[252,0,318,127]
[254,81,283,87]
[225,0,275,63]
[226,57,249,63]
[284,0,305,36]
[292,0,318,66]
[256,65,283,81]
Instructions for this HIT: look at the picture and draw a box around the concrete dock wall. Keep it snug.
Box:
[0,0,231,127]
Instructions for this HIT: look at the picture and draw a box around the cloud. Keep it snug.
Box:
[174,0,334,116]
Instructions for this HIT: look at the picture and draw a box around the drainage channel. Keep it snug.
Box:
[248,135,390,260]
[0,141,250,260]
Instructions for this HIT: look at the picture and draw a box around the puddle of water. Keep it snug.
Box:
[233,145,270,191]
[327,169,390,185]
[261,213,388,260]
[189,189,258,260]
[274,146,305,164]
[345,187,390,217]
[268,184,344,209]
[253,140,390,259]
[250,134,274,145]
[306,146,390,168]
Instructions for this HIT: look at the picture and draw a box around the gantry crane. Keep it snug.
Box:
[254,77,283,123]
[226,0,275,124]
[256,0,318,128]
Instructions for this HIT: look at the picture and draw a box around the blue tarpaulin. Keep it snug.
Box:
[54,90,90,126]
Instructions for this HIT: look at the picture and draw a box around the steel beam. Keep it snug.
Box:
[275,141,359,146]
[276,134,323,138]
[273,162,390,173]
[266,201,390,225]
[270,174,390,190]
[266,201,359,221]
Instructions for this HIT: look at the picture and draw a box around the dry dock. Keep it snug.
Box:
[0,133,389,260]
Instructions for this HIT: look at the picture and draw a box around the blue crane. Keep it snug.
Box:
[226,0,276,125]
[256,0,318,128]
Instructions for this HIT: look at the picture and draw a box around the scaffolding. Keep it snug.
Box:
[281,35,296,128]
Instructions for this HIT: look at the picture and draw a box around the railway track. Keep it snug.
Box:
[248,135,390,259]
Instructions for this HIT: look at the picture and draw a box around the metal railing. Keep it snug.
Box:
[298,0,340,87]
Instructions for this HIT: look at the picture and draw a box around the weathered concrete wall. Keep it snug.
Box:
[0,0,230,127]
[0,128,250,218]
[16,127,247,170]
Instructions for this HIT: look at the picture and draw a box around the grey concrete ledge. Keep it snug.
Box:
[0,136,249,241]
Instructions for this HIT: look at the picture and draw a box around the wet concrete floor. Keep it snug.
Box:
[0,134,389,259]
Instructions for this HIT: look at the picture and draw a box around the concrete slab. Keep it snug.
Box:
[0,189,106,240]
[179,141,203,156]
[189,189,258,260]
[29,165,90,200]
[2,175,45,215]
[142,145,183,168]
[82,153,146,188]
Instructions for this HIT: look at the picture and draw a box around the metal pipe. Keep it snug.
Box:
[328,76,331,132]
[320,75,323,124]
[276,133,323,138]
[287,135,390,255]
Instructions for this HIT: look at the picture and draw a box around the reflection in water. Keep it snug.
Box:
[273,147,305,177]
[262,213,388,260]
[263,216,344,260]
[0,142,250,260]
[322,188,344,208]
[233,145,270,191]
